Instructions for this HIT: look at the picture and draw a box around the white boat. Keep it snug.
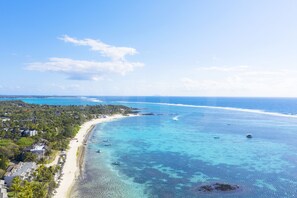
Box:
[172,116,179,121]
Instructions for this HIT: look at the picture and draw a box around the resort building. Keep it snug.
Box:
[0,118,10,129]
[23,129,38,136]
[97,114,107,119]
[0,180,8,198]
[0,117,10,122]
[4,162,37,187]
[30,143,46,159]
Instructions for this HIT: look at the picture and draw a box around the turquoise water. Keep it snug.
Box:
[73,102,297,198]
[2,96,297,197]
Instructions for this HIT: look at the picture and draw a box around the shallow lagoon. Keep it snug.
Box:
[2,96,297,197]
[72,103,297,198]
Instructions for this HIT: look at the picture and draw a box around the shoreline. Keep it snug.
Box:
[75,124,94,183]
[53,114,134,198]
[77,124,95,176]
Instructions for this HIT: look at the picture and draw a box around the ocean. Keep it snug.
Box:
[2,96,297,197]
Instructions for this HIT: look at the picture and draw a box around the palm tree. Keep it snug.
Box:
[10,176,22,198]
[18,180,33,198]
[32,182,47,198]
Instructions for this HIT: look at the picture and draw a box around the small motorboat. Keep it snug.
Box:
[172,116,179,121]
[96,149,101,153]
[246,134,253,139]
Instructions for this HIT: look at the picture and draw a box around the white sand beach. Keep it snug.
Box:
[53,114,131,198]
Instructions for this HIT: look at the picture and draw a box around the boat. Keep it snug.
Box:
[96,149,101,153]
[172,116,179,121]
[104,143,112,146]
[246,134,253,138]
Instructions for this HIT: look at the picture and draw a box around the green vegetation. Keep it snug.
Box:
[0,139,14,146]
[0,139,18,171]
[17,137,35,147]
[0,100,134,180]
[43,150,58,164]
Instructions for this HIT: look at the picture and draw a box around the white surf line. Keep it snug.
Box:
[116,101,297,119]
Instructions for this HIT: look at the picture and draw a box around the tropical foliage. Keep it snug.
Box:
[0,100,134,179]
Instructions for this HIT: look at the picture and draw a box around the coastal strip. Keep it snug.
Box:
[53,114,133,198]
[77,124,95,176]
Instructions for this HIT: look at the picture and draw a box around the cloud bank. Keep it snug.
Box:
[26,35,143,80]
[181,66,297,96]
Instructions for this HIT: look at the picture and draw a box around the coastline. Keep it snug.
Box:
[77,125,95,176]
[53,114,133,198]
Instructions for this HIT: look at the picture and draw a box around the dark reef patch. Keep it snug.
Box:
[194,182,240,193]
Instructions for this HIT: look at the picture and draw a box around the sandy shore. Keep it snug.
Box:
[53,114,132,198]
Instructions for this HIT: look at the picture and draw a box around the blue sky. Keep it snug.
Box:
[0,0,297,96]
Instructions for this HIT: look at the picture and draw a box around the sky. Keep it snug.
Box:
[0,0,297,97]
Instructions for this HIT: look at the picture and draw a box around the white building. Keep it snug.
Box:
[0,118,10,122]
[0,180,8,198]
[4,162,37,187]
[24,129,38,136]
[30,144,46,159]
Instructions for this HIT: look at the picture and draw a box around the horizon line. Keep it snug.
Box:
[1,95,297,99]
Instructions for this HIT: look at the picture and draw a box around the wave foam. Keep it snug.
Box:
[81,97,103,103]
[117,101,297,119]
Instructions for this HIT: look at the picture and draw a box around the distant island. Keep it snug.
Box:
[0,100,135,197]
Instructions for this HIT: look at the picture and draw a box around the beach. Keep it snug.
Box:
[53,114,131,198]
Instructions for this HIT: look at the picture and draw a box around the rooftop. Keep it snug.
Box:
[30,144,45,152]
[5,162,36,177]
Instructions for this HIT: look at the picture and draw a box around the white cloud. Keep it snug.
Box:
[27,36,143,80]
[59,35,137,61]
[181,67,297,96]
[27,57,143,81]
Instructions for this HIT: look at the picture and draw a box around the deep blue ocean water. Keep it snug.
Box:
[1,96,297,197]
[3,96,297,115]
